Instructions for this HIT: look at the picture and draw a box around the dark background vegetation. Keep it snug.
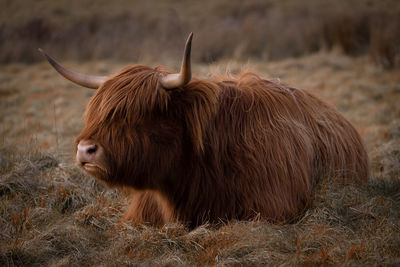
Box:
[1,0,400,266]
[1,0,400,68]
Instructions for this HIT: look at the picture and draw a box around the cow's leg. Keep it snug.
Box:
[122,190,175,226]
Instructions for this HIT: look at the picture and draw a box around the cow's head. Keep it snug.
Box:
[39,34,195,189]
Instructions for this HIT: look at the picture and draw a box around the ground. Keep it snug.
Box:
[0,52,399,265]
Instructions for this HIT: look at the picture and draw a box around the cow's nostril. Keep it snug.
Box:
[77,142,99,164]
[87,145,97,155]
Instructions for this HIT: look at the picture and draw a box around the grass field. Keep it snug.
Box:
[1,0,400,266]
[1,52,399,266]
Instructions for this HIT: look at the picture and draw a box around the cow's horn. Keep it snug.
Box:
[160,32,193,89]
[38,48,107,89]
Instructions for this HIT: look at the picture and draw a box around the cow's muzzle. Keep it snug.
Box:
[76,140,108,176]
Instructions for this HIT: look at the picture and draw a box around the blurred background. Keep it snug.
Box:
[1,0,400,161]
[1,0,399,68]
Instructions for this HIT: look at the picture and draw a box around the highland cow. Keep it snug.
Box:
[39,33,369,229]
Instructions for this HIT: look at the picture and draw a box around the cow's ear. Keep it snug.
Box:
[180,79,218,153]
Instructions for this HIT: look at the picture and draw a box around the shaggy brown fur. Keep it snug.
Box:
[75,65,369,228]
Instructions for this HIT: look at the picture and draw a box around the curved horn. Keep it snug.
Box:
[38,48,107,89]
[160,32,193,89]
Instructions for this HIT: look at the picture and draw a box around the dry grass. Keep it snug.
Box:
[1,0,400,68]
[1,50,400,265]
[0,146,399,265]
[0,148,399,266]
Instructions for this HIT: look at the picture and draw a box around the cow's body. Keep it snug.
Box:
[40,34,369,228]
[94,68,368,228]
